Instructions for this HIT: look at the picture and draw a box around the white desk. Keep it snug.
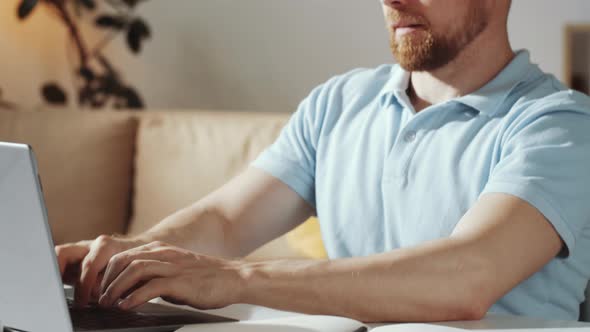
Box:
[169,302,590,330]
[428,313,590,330]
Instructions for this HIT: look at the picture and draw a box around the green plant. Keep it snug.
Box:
[14,0,152,109]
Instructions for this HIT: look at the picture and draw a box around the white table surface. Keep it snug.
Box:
[156,300,590,330]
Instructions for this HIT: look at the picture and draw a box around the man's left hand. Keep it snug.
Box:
[97,241,243,310]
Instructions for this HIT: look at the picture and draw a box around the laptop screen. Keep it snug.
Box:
[0,143,73,332]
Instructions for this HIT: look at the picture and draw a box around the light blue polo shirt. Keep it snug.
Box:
[251,50,590,320]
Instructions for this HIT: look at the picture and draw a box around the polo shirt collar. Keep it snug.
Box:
[379,50,542,117]
[455,50,540,116]
[378,66,412,109]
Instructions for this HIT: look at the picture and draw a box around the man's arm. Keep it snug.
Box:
[135,166,315,257]
[57,166,314,305]
[98,192,562,322]
[236,192,562,322]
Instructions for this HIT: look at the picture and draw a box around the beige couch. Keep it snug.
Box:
[0,109,326,259]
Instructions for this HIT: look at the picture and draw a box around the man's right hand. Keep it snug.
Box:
[54,167,316,307]
[55,235,146,307]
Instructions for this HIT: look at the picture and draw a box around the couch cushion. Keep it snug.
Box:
[286,217,327,259]
[130,111,324,258]
[0,110,137,244]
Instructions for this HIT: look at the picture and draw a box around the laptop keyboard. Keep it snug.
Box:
[67,298,232,331]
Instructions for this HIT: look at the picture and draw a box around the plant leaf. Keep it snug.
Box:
[41,83,67,105]
[95,15,127,30]
[79,0,96,10]
[78,86,93,105]
[99,74,119,95]
[17,0,39,20]
[121,0,144,8]
[118,87,144,109]
[90,94,107,108]
[126,29,141,53]
[126,19,151,54]
[78,66,95,81]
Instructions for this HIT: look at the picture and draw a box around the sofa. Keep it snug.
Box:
[0,109,327,260]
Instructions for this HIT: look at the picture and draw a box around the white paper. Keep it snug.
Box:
[157,300,590,332]
[176,315,366,332]
[195,303,307,321]
[371,324,465,332]
[153,298,307,321]
[477,329,590,332]
[372,325,590,332]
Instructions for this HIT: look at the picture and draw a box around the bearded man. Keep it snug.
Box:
[56,0,590,322]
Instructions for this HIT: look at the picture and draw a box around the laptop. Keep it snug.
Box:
[0,142,236,332]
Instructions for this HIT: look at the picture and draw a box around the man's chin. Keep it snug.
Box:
[395,53,456,72]
[395,59,429,72]
[390,38,437,71]
[391,49,432,72]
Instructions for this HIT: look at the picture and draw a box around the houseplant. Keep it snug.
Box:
[11,0,152,110]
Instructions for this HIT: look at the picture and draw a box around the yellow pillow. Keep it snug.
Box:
[286,217,328,259]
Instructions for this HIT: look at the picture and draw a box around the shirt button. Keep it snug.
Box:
[404,130,417,143]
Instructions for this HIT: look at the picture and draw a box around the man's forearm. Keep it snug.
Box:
[237,237,494,323]
[133,202,242,258]
[128,167,316,259]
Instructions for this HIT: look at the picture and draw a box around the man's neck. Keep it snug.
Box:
[408,27,515,113]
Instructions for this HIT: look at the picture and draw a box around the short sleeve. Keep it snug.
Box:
[251,78,336,209]
[481,109,590,257]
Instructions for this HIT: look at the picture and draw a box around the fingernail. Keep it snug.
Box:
[117,299,129,309]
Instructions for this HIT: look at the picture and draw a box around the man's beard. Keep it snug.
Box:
[388,4,489,72]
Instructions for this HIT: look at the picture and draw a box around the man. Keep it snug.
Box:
[56,0,590,322]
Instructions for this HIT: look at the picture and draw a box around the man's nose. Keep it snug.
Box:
[382,0,411,9]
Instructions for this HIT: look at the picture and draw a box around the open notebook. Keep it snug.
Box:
[176,314,590,332]
[178,316,590,332]
[153,301,590,332]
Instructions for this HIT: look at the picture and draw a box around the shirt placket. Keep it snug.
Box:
[383,113,423,186]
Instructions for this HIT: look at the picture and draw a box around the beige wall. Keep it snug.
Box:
[0,1,588,112]
[508,0,590,83]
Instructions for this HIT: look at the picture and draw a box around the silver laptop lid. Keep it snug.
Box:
[0,142,73,332]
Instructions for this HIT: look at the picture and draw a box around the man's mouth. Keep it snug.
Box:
[392,23,426,37]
